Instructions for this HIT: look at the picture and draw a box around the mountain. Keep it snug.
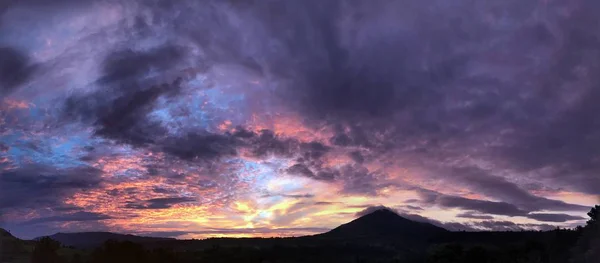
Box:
[1,228,34,263]
[320,209,447,241]
[38,232,174,249]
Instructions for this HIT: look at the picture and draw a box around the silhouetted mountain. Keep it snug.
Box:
[38,232,174,249]
[1,228,34,262]
[320,208,447,241]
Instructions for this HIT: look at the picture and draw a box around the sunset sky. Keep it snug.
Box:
[1,0,599,240]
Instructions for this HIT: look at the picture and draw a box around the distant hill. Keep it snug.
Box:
[320,208,447,241]
[38,232,174,249]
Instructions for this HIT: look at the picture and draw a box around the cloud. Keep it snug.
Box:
[419,191,528,217]
[398,213,475,231]
[419,188,590,223]
[0,47,36,93]
[161,131,240,161]
[3,0,600,238]
[439,196,527,216]
[451,167,590,212]
[472,221,524,231]
[286,164,316,178]
[456,212,494,220]
[0,165,103,210]
[313,202,341,206]
[261,193,315,199]
[152,187,179,194]
[124,197,196,210]
[21,212,113,225]
[355,205,396,217]
[399,212,563,232]
[63,45,187,147]
[98,45,186,85]
[348,151,364,164]
[334,165,386,196]
[402,205,424,211]
[526,213,586,223]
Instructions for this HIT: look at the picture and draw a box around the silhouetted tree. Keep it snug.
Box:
[149,247,179,263]
[91,240,148,263]
[586,205,598,226]
[463,246,490,263]
[69,254,83,263]
[31,237,62,263]
[571,205,600,263]
[426,244,464,263]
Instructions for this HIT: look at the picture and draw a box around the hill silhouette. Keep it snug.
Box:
[1,228,34,263]
[321,208,447,240]
[39,232,174,249]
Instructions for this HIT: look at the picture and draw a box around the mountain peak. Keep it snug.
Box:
[364,208,398,216]
[321,208,447,240]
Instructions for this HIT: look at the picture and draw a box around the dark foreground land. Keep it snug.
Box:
[1,206,598,263]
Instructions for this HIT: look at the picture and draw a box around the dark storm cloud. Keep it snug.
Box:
[21,212,113,225]
[0,165,102,210]
[162,131,239,160]
[286,162,386,195]
[214,0,600,199]
[348,151,364,164]
[501,1,600,192]
[435,195,527,217]
[416,189,529,217]
[124,197,195,210]
[152,187,179,194]
[64,45,186,147]
[451,167,589,212]
[338,165,385,196]
[241,0,473,123]
[0,47,36,94]
[98,45,186,84]
[286,164,315,178]
[66,49,332,163]
[526,213,585,223]
[161,128,331,163]
[399,211,560,232]
[420,190,588,222]
[397,212,475,231]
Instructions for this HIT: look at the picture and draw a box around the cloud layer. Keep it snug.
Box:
[0,0,598,239]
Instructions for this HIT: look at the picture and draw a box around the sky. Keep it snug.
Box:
[0,0,599,240]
